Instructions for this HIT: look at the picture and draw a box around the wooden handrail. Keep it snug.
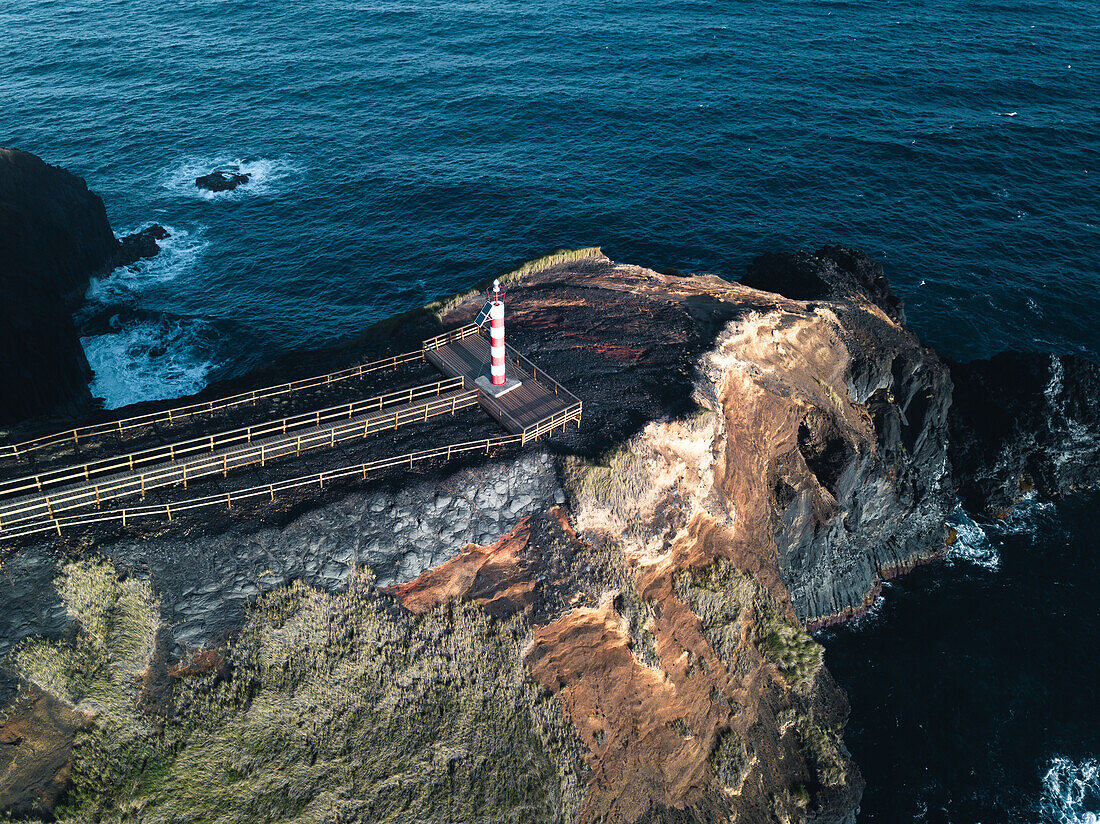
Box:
[0,390,481,528]
[0,348,427,460]
[0,430,529,541]
[0,378,464,500]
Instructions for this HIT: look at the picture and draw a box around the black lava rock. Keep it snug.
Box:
[0,148,120,427]
[742,246,905,323]
[195,171,250,192]
[948,352,1100,515]
[114,224,168,268]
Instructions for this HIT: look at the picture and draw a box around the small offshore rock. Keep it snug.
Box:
[195,170,250,192]
[114,224,168,268]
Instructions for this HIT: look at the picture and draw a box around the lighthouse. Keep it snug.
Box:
[474,280,522,397]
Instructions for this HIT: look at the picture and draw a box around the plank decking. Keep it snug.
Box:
[424,326,581,435]
[0,324,581,540]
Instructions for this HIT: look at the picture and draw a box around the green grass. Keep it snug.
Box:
[10,559,159,732]
[424,247,604,320]
[758,603,824,690]
[560,443,654,529]
[673,559,755,667]
[13,562,586,824]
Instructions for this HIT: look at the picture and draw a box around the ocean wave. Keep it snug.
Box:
[82,315,223,410]
[161,155,299,201]
[83,224,208,306]
[945,506,1000,571]
[1040,757,1100,824]
[988,491,1056,536]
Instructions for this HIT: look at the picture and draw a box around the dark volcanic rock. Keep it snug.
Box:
[195,171,250,192]
[743,246,906,323]
[0,148,120,427]
[113,224,168,268]
[949,352,1100,515]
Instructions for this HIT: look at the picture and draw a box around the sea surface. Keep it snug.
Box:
[1,0,1098,820]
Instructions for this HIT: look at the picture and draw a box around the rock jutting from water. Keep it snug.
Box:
[2,242,1098,824]
[0,149,169,429]
[194,170,250,192]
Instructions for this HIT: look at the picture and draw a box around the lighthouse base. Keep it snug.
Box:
[475,375,522,398]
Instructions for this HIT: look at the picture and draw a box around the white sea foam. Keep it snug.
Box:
[162,155,299,201]
[945,506,1000,571]
[989,491,1056,536]
[82,316,221,410]
[1040,757,1100,824]
[85,225,208,304]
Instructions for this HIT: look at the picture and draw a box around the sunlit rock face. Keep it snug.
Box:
[3,247,969,823]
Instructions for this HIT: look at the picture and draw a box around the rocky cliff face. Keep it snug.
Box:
[0,149,117,427]
[6,247,1081,824]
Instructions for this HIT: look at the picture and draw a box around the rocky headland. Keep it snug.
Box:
[1,171,1098,822]
[0,149,167,429]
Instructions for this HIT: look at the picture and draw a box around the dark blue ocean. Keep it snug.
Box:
[2,0,1098,820]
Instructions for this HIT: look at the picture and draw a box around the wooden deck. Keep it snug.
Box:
[0,324,582,541]
[0,387,479,530]
[424,326,581,436]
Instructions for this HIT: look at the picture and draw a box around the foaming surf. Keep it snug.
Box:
[989,491,1057,537]
[82,315,222,410]
[162,156,299,201]
[78,224,221,409]
[945,506,1001,571]
[84,225,208,304]
[1040,757,1100,824]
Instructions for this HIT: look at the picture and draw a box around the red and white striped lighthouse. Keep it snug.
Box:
[488,280,506,386]
[475,279,522,397]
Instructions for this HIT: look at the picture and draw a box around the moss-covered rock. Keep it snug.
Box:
[11,562,585,824]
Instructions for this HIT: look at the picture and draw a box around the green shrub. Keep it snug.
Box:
[21,566,585,824]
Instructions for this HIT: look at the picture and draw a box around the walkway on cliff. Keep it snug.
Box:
[0,325,581,541]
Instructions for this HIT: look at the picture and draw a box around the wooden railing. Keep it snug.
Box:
[0,431,533,541]
[520,401,583,445]
[0,387,480,530]
[0,378,465,501]
[0,348,427,461]
[422,324,481,352]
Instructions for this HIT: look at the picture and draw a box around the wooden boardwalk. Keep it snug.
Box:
[0,325,582,541]
[424,325,582,436]
[0,386,478,530]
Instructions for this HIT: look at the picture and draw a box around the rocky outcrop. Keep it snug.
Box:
[948,352,1100,516]
[0,150,169,429]
[739,250,954,626]
[114,224,168,269]
[0,149,117,426]
[0,247,974,823]
[195,171,249,192]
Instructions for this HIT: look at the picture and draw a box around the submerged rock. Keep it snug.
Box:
[194,170,250,192]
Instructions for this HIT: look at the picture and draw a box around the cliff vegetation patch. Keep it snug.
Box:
[7,561,586,823]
